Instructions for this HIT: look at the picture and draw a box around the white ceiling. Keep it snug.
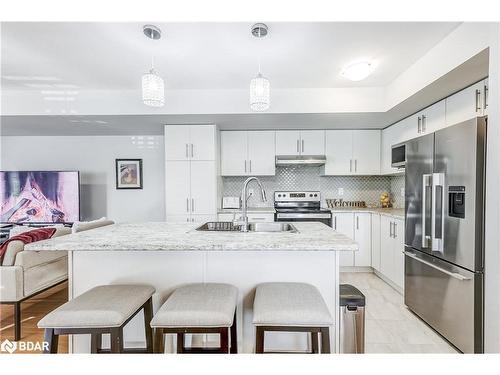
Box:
[1,22,460,91]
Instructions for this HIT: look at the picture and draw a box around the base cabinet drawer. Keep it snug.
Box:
[217,212,275,222]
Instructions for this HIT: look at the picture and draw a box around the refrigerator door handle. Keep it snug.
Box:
[422,174,432,248]
[431,173,445,253]
[404,251,471,281]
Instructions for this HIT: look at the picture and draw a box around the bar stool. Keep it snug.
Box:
[151,283,238,354]
[37,284,155,354]
[252,282,333,354]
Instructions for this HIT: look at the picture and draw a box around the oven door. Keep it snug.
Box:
[275,212,332,227]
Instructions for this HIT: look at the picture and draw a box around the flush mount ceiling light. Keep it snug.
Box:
[249,23,270,112]
[142,25,165,107]
[341,61,374,81]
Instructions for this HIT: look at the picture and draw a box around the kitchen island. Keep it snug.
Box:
[26,221,358,353]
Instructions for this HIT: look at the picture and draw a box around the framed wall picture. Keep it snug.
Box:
[115,159,143,189]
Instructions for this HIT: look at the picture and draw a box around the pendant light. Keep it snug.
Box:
[250,23,270,112]
[142,25,165,107]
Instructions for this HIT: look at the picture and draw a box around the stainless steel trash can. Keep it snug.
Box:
[340,284,366,353]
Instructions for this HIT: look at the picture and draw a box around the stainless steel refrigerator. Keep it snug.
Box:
[404,117,486,353]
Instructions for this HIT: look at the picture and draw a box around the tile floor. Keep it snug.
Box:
[340,272,458,353]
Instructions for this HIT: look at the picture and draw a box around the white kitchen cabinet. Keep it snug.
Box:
[246,213,275,222]
[190,161,217,215]
[275,130,324,156]
[380,215,395,281]
[165,125,215,161]
[380,215,404,289]
[300,130,325,155]
[247,131,276,175]
[323,130,380,175]
[332,212,355,267]
[165,161,191,215]
[371,213,381,272]
[393,218,405,289]
[218,213,237,222]
[221,131,275,176]
[165,125,218,222]
[351,130,380,175]
[446,80,487,126]
[323,130,352,175]
[354,213,371,267]
[419,100,446,134]
[220,131,247,176]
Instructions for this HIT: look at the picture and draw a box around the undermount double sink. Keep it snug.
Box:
[196,221,298,233]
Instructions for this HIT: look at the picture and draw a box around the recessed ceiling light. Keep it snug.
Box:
[341,61,374,81]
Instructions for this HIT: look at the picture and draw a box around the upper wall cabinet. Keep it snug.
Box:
[221,131,275,176]
[165,125,216,161]
[275,130,325,156]
[322,130,380,175]
[446,79,488,126]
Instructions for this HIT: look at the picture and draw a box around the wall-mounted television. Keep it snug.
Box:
[0,171,80,224]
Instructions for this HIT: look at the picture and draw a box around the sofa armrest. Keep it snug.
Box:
[0,266,24,302]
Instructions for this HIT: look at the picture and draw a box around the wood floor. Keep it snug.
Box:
[340,272,458,353]
[0,282,69,354]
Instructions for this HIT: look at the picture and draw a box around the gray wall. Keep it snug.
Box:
[0,135,165,223]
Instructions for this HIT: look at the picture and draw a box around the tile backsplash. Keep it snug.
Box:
[222,166,405,208]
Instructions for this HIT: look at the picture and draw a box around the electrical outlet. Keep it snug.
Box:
[338,188,344,196]
[401,187,405,197]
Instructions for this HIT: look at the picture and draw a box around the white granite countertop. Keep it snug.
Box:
[327,207,404,220]
[25,222,358,252]
[218,207,276,214]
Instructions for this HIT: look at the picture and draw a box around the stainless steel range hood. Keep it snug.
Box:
[275,155,327,166]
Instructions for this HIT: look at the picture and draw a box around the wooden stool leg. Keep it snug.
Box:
[14,302,21,341]
[91,333,102,354]
[255,327,265,354]
[143,298,154,353]
[230,312,238,354]
[320,328,330,354]
[219,327,229,353]
[43,329,58,354]
[154,328,164,354]
[110,328,124,353]
[311,332,319,354]
[177,333,185,353]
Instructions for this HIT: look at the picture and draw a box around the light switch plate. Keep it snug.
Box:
[338,188,344,196]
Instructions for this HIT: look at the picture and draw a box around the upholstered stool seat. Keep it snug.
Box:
[152,283,238,354]
[253,282,333,354]
[38,284,155,354]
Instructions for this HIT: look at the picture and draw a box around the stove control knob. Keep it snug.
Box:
[314,194,318,197]
[309,194,313,197]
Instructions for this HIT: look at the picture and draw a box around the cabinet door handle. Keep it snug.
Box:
[190,144,194,158]
[244,160,247,173]
[185,144,189,158]
[349,159,352,172]
[191,198,194,213]
[421,115,426,132]
[394,222,397,238]
[296,139,300,153]
[356,216,359,230]
[417,116,421,133]
[301,139,304,153]
[355,159,357,172]
[484,84,489,109]
[186,198,189,213]
[475,89,481,112]
[389,221,393,238]
[249,160,252,173]
[334,216,337,230]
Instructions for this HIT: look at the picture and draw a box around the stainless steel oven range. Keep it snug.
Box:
[274,191,332,227]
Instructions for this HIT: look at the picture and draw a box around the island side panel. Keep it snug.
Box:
[70,249,338,353]
[205,250,338,353]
